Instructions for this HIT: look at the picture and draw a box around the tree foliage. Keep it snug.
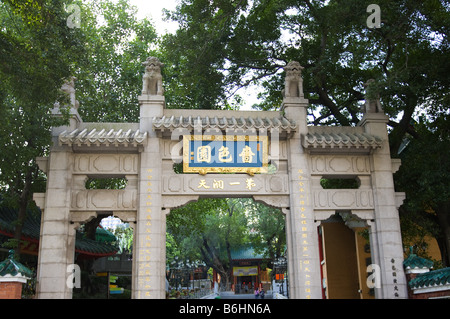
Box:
[162,0,449,153]
[395,115,450,265]
[0,0,86,256]
[72,0,158,122]
[167,198,286,286]
[167,198,244,286]
[246,200,286,262]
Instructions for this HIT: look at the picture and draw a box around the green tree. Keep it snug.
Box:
[246,200,286,264]
[73,0,158,122]
[167,198,249,288]
[162,0,449,153]
[0,0,86,257]
[395,115,450,266]
[0,0,159,258]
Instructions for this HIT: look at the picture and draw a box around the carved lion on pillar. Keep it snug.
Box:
[363,79,383,114]
[282,61,304,98]
[142,57,164,95]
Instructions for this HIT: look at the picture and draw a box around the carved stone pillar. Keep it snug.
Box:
[36,148,75,299]
[358,113,408,299]
[134,58,166,298]
[281,61,322,299]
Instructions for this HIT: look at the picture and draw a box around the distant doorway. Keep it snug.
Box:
[235,276,256,294]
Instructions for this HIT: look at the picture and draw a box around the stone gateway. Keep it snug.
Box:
[33,58,408,299]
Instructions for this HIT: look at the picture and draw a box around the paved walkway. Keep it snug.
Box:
[218,291,273,299]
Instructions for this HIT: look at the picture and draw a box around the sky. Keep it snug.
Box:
[130,0,179,35]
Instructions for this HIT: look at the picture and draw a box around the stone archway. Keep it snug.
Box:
[34,58,408,299]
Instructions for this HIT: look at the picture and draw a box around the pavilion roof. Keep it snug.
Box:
[0,204,118,258]
[231,246,268,261]
[403,252,434,273]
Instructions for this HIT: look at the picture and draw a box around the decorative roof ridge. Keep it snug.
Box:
[152,115,297,131]
[59,127,147,147]
[302,126,383,151]
[0,250,33,278]
[403,247,434,271]
[409,267,450,289]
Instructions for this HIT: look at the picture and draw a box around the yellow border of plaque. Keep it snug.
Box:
[183,135,269,175]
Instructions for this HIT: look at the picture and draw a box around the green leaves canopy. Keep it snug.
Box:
[162,0,449,154]
[73,0,158,122]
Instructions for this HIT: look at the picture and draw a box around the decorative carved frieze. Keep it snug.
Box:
[73,154,138,175]
[313,189,374,210]
[309,155,371,175]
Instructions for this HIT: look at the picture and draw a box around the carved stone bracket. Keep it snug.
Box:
[253,195,290,210]
[162,195,199,210]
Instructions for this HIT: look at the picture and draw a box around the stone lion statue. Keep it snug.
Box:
[282,61,304,98]
[362,79,383,113]
[142,57,164,95]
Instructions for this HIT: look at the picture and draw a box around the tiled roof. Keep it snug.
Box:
[0,250,33,278]
[152,115,297,132]
[0,206,40,242]
[303,126,383,152]
[231,246,267,260]
[409,267,450,289]
[59,124,147,147]
[0,205,117,258]
[403,253,434,272]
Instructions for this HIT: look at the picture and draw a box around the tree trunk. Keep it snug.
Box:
[435,202,450,267]
[13,166,35,259]
[200,236,231,290]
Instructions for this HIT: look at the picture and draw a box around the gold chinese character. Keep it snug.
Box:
[245,178,256,190]
[197,145,212,163]
[198,179,210,189]
[239,145,255,163]
[218,146,233,162]
[213,179,224,189]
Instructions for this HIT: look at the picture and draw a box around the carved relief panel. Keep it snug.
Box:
[309,155,371,176]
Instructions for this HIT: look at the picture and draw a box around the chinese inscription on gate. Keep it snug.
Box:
[183,135,268,175]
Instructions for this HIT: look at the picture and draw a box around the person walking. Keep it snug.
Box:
[259,288,265,299]
[254,288,259,299]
